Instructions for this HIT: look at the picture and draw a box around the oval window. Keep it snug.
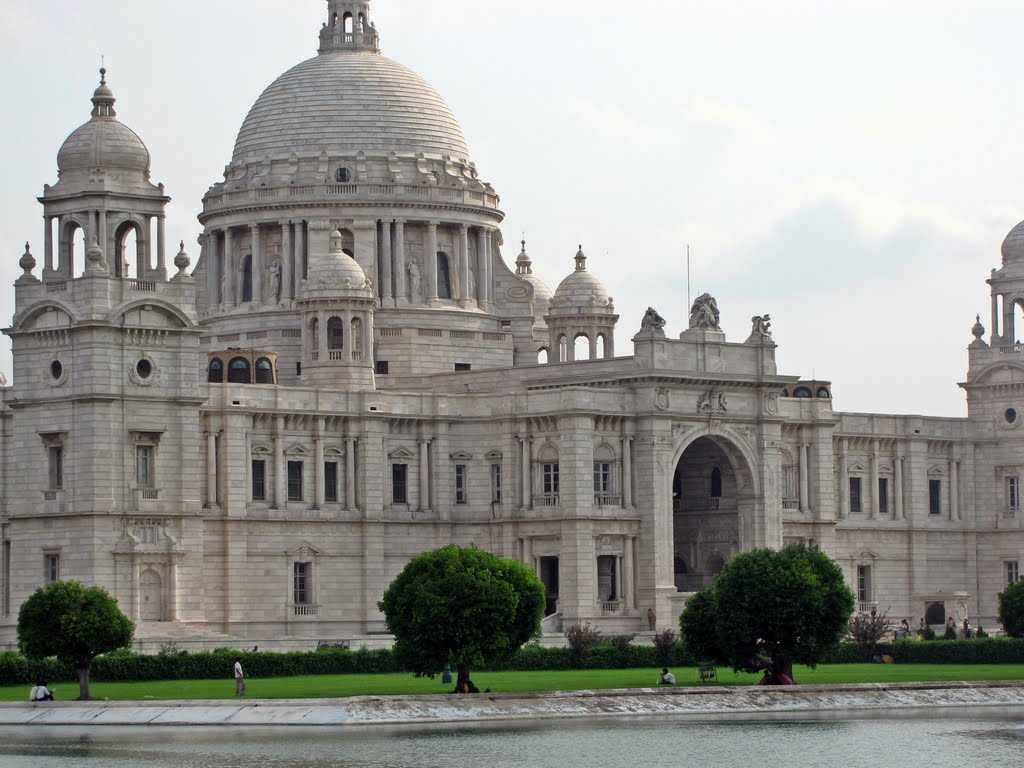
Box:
[50,360,63,380]
[136,359,152,379]
[1007,408,1018,425]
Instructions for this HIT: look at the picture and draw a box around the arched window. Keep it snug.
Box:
[343,12,354,33]
[114,221,142,280]
[710,466,722,498]
[816,387,831,399]
[437,252,452,299]
[331,12,338,27]
[228,357,251,384]
[794,386,812,398]
[537,348,549,364]
[310,317,320,358]
[574,334,589,361]
[596,334,606,359]
[558,335,567,362]
[328,317,344,351]
[351,317,363,360]
[255,357,274,384]
[241,255,253,303]
[208,358,224,383]
[63,220,86,279]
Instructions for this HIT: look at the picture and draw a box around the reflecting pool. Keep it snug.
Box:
[0,718,1022,768]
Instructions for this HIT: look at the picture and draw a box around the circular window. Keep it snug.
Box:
[136,359,152,379]
[334,167,351,183]
[50,360,63,380]
[1007,408,1018,424]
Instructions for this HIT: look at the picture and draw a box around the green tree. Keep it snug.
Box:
[17,581,135,700]
[378,544,545,692]
[998,578,1024,637]
[679,545,854,683]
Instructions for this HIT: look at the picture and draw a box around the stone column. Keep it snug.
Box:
[224,228,236,306]
[206,232,219,305]
[156,214,167,279]
[141,215,153,279]
[43,215,54,275]
[245,433,253,504]
[622,435,633,507]
[282,221,293,301]
[300,221,309,282]
[346,437,357,510]
[623,536,634,609]
[274,416,286,509]
[426,222,439,301]
[251,223,263,303]
[475,227,488,305]
[799,442,810,513]
[869,440,879,519]
[315,419,325,509]
[949,457,959,521]
[895,451,905,520]
[838,439,848,519]
[991,293,1001,342]
[380,221,393,304]
[353,219,377,283]
[167,559,178,621]
[394,219,407,305]
[97,210,108,271]
[418,439,430,511]
[519,435,532,509]
[132,561,141,621]
[207,431,218,507]
[458,225,471,305]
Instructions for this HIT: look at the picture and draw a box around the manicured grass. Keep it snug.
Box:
[3,664,1024,702]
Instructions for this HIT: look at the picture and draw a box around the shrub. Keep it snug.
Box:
[608,633,637,652]
[998,578,1024,637]
[564,622,602,655]
[651,628,679,663]
[850,610,894,661]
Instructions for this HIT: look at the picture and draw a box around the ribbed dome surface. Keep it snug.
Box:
[232,52,470,161]
[525,274,553,306]
[552,270,611,308]
[306,231,373,294]
[57,119,151,174]
[1002,220,1024,265]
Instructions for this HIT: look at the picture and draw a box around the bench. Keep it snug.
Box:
[698,663,717,683]
[316,640,351,651]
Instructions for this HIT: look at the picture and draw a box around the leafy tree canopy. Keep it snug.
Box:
[679,545,855,682]
[18,580,134,700]
[998,578,1024,638]
[378,545,545,691]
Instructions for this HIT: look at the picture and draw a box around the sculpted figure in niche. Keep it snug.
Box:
[688,293,720,330]
[747,314,772,343]
[407,258,422,300]
[268,260,281,303]
[639,307,667,336]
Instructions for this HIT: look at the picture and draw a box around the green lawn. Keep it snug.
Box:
[3,664,1024,702]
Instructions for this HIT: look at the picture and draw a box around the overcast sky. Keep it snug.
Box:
[1,0,1021,416]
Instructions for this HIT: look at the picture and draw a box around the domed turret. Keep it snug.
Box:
[515,240,552,310]
[56,69,152,181]
[545,246,618,362]
[1000,219,1024,267]
[305,229,373,297]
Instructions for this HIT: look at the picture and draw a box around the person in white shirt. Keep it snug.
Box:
[658,668,676,685]
[234,659,246,696]
[30,681,54,701]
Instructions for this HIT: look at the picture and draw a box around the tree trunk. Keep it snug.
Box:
[452,663,471,694]
[76,658,92,701]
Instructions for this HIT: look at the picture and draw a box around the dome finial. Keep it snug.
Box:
[91,64,116,119]
[574,245,587,272]
[516,240,533,275]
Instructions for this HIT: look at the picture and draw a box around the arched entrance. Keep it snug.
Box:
[671,435,752,592]
[140,568,163,621]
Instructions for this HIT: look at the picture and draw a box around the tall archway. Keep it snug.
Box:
[573,333,590,361]
[115,221,143,279]
[437,252,452,299]
[671,435,754,592]
[140,569,163,622]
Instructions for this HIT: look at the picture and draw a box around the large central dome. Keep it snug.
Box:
[232,51,470,162]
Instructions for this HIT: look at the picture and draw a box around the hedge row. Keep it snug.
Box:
[3,637,1023,687]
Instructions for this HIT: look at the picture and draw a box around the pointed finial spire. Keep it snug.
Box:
[574,245,587,272]
[91,65,116,118]
[516,240,533,275]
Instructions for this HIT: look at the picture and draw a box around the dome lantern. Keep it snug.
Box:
[319,1,379,54]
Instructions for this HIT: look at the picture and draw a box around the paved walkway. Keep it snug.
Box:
[2,682,1023,727]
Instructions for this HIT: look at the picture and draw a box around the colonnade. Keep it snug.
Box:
[43,211,167,280]
[206,221,310,308]
[516,434,634,510]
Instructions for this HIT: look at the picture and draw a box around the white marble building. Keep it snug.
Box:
[1,0,1022,649]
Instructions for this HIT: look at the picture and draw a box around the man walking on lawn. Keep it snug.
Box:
[234,659,246,696]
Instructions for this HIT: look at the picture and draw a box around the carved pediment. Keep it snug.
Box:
[286,541,323,559]
[484,451,502,461]
[388,447,415,460]
[285,444,310,457]
[251,444,272,455]
[450,451,473,461]
[324,446,345,458]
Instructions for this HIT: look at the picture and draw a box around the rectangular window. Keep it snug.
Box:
[1006,560,1020,586]
[45,553,60,585]
[929,479,942,515]
[376,360,389,375]
[293,561,310,605]
[849,477,862,514]
[878,478,889,516]
[454,363,471,372]
[1009,477,1021,517]
[287,460,304,501]
[491,463,502,503]
[48,446,63,490]
[325,462,338,503]
[392,464,408,504]
[251,459,266,501]
[857,564,872,602]
[542,463,559,495]
[594,462,612,494]
[454,464,467,504]
[781,466,795,500]
[136,445,154,488]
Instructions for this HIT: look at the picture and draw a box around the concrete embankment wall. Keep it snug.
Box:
[2,682,1023,728]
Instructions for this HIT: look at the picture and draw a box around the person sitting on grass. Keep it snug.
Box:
[29,680,54,702]
[658,668,676,685]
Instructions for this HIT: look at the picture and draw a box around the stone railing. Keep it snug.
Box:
[673,497,722,513]
[600,600,621,614]
[536,494,559,507]
[782,498,800,510]
[204,182,500,212]
[594,494,622,507]
[292,603,319,617]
